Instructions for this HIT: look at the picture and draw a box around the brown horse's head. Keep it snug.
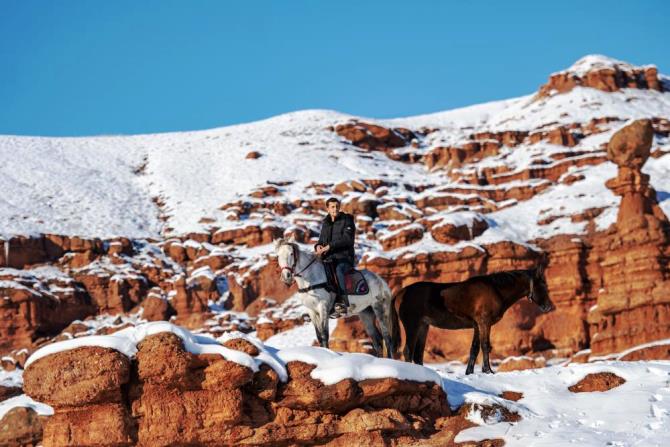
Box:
[529,263,554,313]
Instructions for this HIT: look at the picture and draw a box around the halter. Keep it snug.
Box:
[278,243,319,278]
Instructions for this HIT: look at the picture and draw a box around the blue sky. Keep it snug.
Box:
[1,1,668,136]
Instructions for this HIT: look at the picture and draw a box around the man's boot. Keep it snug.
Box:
[341,293,350,313]
[333,292,350,315]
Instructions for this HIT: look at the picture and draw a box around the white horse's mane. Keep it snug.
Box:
[274,237,316,260]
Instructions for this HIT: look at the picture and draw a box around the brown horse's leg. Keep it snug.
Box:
[477,320,494,374]
[413,322,429,365]
[465,325,480,375]
[402,316,419,363]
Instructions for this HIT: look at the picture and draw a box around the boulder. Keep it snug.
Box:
[568,372,626,393]
[24,346,130,407]
[0,406,47,447]
[607,119,653,169]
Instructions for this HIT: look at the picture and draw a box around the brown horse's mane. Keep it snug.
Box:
[479,268,535,289]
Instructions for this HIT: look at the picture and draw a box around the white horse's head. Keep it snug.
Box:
[274,235,297,285]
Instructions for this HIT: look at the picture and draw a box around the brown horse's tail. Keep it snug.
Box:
[389,288,404,358]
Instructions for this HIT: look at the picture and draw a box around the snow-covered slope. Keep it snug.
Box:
[1,55,669,246]
[441,360,670,447]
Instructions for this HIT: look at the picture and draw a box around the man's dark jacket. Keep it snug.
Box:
[316,212,355,264]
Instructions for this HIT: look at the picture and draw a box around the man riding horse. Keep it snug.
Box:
[314,197,355,315]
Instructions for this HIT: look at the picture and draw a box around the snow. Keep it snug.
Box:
[309,352,442,386]
[276,346,441,386]
[22,319,444,389]
[559,54,651,77]
[24,321,287,380]
[0,368,23,388]
[437,361,670,447]
[264,319,337,350]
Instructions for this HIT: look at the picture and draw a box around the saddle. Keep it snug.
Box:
[323,262,370,296]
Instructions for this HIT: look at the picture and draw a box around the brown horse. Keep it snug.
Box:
[392,266,554,374]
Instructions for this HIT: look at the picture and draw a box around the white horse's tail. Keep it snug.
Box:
[388,286,403,359]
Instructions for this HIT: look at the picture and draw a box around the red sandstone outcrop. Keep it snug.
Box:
[425,213,489,245]
[538,57,663,97]
[378,223,425,250]
[23,331,457,446]
[0,272,95,352]
[334,121,415,154]
[588,119,670,355]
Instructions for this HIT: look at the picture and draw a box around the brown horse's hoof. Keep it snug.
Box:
[482,368,495,374]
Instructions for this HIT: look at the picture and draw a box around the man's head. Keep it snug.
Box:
[326,197,341,220]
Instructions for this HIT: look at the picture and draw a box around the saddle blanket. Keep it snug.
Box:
[343,269,369,295]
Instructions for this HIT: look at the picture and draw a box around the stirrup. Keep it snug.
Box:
[328,310,342,319]
[333,302,347,313]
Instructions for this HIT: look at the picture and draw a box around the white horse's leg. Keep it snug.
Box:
[358,308,383,356]
[372,301,394,359]
[306,291,331,349]
[305,308,324,347]
[316,296,331,348]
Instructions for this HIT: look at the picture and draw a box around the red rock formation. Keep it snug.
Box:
[334,121,414,153]
[0,273,95,352]
[618,342,670,361]
[212,223,284,247]
[73,269,148,314]
[588,119,670,355]
[378,224,425,250]
[426,214,489,245]
[538,60,663,97]
[23,332,460,446]
[225,256,297,311]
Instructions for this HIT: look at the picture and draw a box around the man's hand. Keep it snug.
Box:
[315,244,330,257]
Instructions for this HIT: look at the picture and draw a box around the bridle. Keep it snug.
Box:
[277,242,319,279]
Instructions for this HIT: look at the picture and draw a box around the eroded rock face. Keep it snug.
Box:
[0,272,95,352]
[588,119,670,355]
[23,333,455,446]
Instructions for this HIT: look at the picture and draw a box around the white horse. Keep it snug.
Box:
[274,237,395,357]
